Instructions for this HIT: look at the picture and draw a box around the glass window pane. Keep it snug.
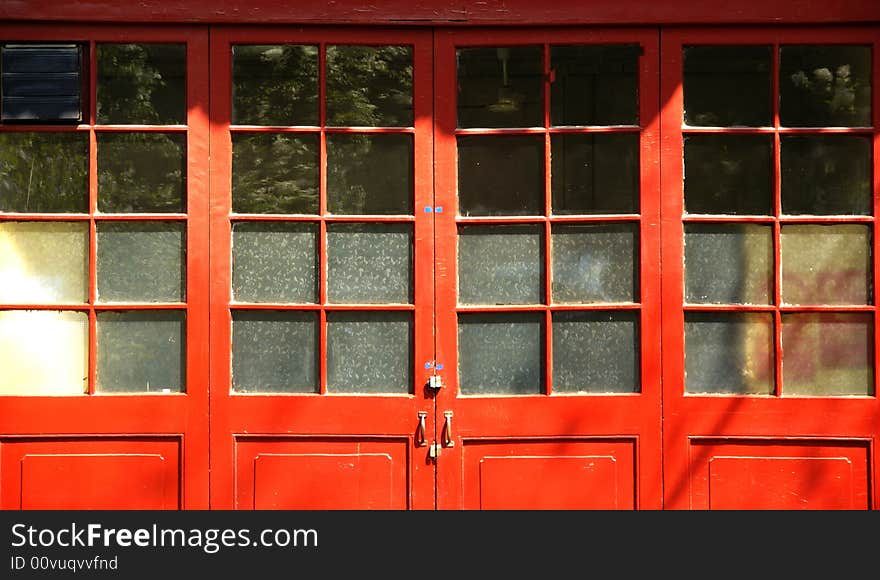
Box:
[232,45,318,126]
[96,221,185,303]
[457,135,544,216]
[552,223,638,303]
[326,45,413,127]
[0,310,87,395]
[232,310,318,393]
[97,43,186,125]
[685,312,774,394]
[458,313,543,395]
[327,311,412,393]
[781,224,872,305]
[0,132,88,213]
[551,44,640,126]
[0,221,87,303]
[781,135,872,216]
[684,134,773,215]
[327,223,412,304]
[232,133,319,214]
[97,133,186,213]
[552,311,639,393]
[683,45,772,127]
[782,313,873,396]
[96,310,185,393]
[326,134,413,215]
[232,221,317,303]
[457,46,543,128]
[780,45,871,127]
[459,225,542,305]
[551,133,639,215]
[684,224,772,305]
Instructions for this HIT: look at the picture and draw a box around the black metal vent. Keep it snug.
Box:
[1,44,82,123]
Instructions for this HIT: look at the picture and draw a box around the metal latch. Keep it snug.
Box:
[428,443,442,459]
[428,375,444,390]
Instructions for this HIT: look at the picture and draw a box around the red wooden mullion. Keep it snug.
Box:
[87,40,98,395]
[772,41,783,398]
[543,42,553,396]
[873,38,880,401]
[319,42,329,396]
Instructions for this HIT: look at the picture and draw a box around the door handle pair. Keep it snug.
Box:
[415,411,454,448]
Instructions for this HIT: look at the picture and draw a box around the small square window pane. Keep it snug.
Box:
[0,310,87,395]
[232,45,318,126]
[685,312,774,394]
[781,224,872,305]
[458,313,544,395]
[233,221,317,303]
[96,310,185,393]
[0,221,88,304]
[782,313,873,396]
[685,224,772,305]
[327,311,412,394]
[552,311,639,393]
[459,225,543,305]
[97,133,186,213]
[457,135,544,216]
[326,45,413,127]
[0,132,88,213]
[326,134,413,215]
[232,133,319,214]
[552,223,638,303]
[457,46,543,128]
[327,223,412,304]
[232,310,318,393]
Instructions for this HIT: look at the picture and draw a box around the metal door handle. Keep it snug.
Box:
[416,411,427,447]
[442,411,454,447]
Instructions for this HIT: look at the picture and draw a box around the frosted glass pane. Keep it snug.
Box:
[459,225,542,305]
[782,313,873,396]
[0,132,88,213]
[233,221,317,303]
[0,221,87,303]
[327,311,412,393]
[552,223,638,303]
[552,311,639,393]
[326,45,413,127]
[781,224,872,305]
[685,312,774,394]
[232,310,318,393]
[458,313,543,395]
[0,310,87,395]
[327,223,412,304]
[96,310,185,393]
[685,224,772,304]
[97,221,185,303]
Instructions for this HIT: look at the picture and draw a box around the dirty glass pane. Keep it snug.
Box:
[781,224,872,305]
[459,225,542,305]
[232,310,318,393]
[97,43,186,125]
[457,46,543,128]
[232,221,317,303]
[683,45,772,127]
[232,44,318,126]
[97,133,186,213]
[0,310,87,395]
[552,311,639,393]
[684,134,773,215]
[551,44,640,126]
[781,135,872,215]
[458,135,544,216]
[780,45,871,127]
[685,224,772,305]
[327,223,412,304]
[551,133,639,215]
[552,223,638,303]
[685,312,774,394]
[458,313,543,395]
[326,134,413,215]
[782,313,873,396]
[232,133,319,214]
[327,311,412,393]
[96,310,185,393]
[0,132,88,213]
[96,221,185,303]
[327,45,413,127]
[0,221,87,303]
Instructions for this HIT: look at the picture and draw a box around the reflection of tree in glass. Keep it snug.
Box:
[232,45,319,126]
[232,133,319,214]
[0,132,88,212]
[326,45,413,127]
[97,43,186,125]
[327,133,413,215]
[98,133,186,213]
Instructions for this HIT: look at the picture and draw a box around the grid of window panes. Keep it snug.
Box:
[228,44,415,394]
[454,44,642,395]
[682,44,875,396]
[0,42,188,395]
